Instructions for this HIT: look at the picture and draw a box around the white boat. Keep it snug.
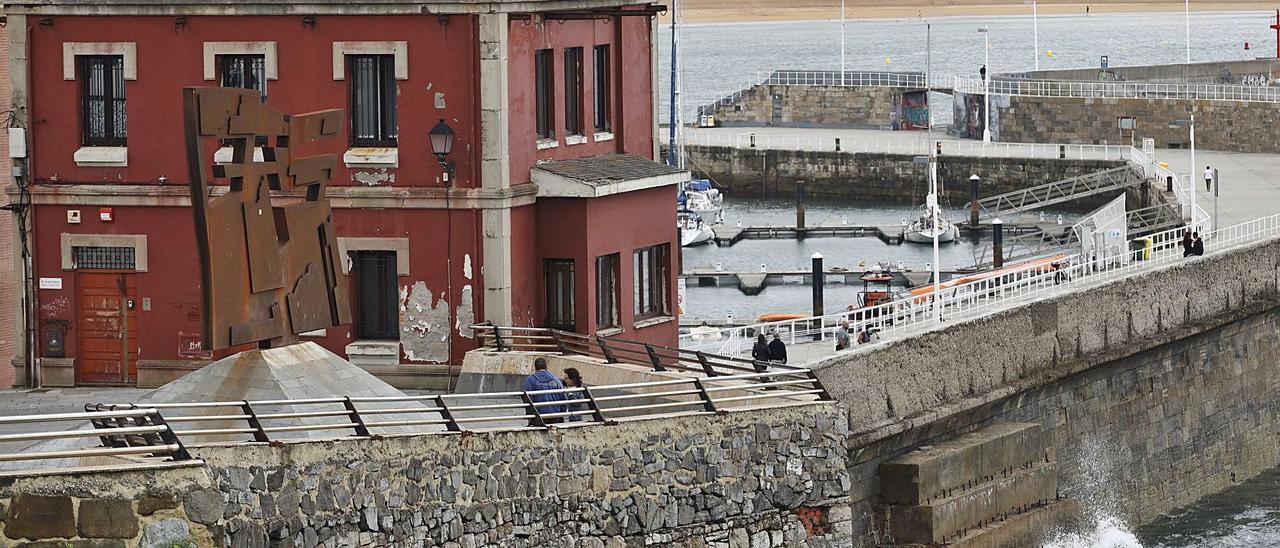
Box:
[904,208,958,243]
[679,210,713,247]
[678,180,724,225]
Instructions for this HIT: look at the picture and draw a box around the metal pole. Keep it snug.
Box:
[1190,112,1197,229]
[667,0,678,166]
[674,0,686,170]
[970,174,981,227]
[1213,168,1218,231]
[930,157,941,322]
[1032,0,1040,71]
[982,28,992,143]
[840,0,846,80]
[1185,0,1191,64]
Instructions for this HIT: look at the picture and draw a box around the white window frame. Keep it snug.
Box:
[63,42,137,81]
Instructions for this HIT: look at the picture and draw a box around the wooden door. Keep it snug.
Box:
[77,271,138,385]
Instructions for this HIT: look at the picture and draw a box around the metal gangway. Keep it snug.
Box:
[969,203,1186,268]
[968,165,1149,221]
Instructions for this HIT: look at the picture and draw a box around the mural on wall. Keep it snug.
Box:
[900,91,930,130]
[182,87,352,351]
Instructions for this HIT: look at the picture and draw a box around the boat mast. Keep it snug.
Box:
[928,22,941,321]
[666,0,686,170]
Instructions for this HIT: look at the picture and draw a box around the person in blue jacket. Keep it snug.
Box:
[522,358,567,424]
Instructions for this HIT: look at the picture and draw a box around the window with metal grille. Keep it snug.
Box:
[544,259,576,332]
[80,55,127,146]
[349,55,398,147]
[564,47,584,137]
[72,246,136,270]
[535,49,555,139]
[353,251,399,340]
[593,45,611,133]
[633,244,670,320]
[595,253,619,329]
[219,54,267,102]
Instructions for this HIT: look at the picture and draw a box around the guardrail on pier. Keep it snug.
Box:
[952,76,1280,103]
[682,213,1280,357]
[0,407,196,472]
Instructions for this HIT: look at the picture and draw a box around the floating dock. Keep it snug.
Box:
[709,222,1063,247]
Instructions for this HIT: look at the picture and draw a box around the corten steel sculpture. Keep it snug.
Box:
[183,87,351,350]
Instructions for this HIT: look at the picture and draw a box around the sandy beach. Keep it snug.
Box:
[667,1,1279,23]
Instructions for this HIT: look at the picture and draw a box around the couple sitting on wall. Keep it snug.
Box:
[522,358,586,425]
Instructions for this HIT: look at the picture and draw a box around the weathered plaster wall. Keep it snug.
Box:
[817,233,1280,545]
[0,405,851,548]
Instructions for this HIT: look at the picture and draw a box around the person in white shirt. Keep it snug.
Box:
[1204,165,1214,192]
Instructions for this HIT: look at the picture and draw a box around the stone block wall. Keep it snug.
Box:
[0,405,852,548]
[995,96,1280,154]
[817,232,1280,544]
[703,85,908,128]
[687,144,1126,209]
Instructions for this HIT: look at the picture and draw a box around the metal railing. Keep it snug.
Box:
[685,131,1144,163]
[472,324,805,376]
[952,76,1280,103]
[681,213,1280,357]
[761,70,928,88]
[970,165,1148,221]
[0,407,195,470]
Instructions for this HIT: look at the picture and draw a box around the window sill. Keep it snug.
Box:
[595,327,623,338]
[565,134,588,146]
[213,146,265,165]
[536,138,559,151]
[593,131,615,142]
[344,147,399,168]
[633,315,675,330]
[73,146,128,168]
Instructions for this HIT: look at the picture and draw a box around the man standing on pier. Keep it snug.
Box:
[769,332,788,364]
[1205,165,1215,192]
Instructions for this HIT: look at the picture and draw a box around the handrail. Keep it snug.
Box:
[952,76,1280,103]
[682,213,1280,357]
[0,407,194,469]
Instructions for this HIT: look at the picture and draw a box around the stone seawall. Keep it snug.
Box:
[687,144,1128,208]
[702,85,909,128]
[993,96,1280,154]
[0,405,852,548]
[817,233,1280,545]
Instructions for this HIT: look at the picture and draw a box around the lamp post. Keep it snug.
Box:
[979,26,991,143]
[1185,0,1191,64]
[1172,115,1198,229]
[840,0,846,81]
[1026,0,1039,70]
[429,119,457,183]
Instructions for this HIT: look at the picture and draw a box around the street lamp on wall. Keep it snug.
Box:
[429,119,456,184]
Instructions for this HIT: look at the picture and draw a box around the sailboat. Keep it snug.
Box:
[667,0,725,231]
[904,23,957,246]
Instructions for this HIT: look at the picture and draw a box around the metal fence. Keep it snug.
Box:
[0,407,195,471]
[952,76,1280,103]
[684,131,1146,163]
[682,213,1280,357]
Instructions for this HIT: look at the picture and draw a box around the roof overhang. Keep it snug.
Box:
[532,162,688,199]
[2,0,657,17]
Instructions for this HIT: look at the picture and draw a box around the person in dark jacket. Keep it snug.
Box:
[1191,233,1205,256]
[751,334,771,363]
[1181,231,1194,257]
[768,332,788,364]
[522,358,567,424]
[562,368,586,422]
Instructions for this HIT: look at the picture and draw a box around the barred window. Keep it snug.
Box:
[73,246,136,270]
[545,259,576,332]
[353,251,398,340]
[349,55,398,147]
[219,54,267,102]
[81,55,127,146]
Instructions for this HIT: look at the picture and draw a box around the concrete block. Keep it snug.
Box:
[5,493,75,539]
[889,462,1058,544]
[880,422,1043,505]
[949,498,1080,548]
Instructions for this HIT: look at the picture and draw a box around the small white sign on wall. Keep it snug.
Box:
[39,277,63,290]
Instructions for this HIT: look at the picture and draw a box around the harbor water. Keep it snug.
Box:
[666,10,1280,546]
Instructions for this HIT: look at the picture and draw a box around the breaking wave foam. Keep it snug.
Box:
[1044,515,1144,548]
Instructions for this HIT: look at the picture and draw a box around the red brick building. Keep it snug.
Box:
[3,0,682,388]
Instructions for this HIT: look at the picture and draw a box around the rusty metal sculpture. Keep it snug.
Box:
[183,88,351,350]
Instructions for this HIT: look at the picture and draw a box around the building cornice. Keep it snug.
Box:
[2,0,656,16]
[13,182,540,210]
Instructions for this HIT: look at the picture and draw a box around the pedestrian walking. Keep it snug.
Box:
[769,332,788,365]
[562,368,586,422]
[1192,233,1205,256]
[751,334,771,363]
[1181,230,1194,257]
[1205,165,1214,192]
[835,321,851,351]
[522,358,567,425]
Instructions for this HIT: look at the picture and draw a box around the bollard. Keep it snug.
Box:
[795,180,807,230]
[812,253,825,341]
[936,141,943,156]
[1058,145,1066,159]
[969,174,981,227]
[992,218,1005,268]
[835,138,842,152]
[1166,176,1173,192]
[750,133,757,148]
